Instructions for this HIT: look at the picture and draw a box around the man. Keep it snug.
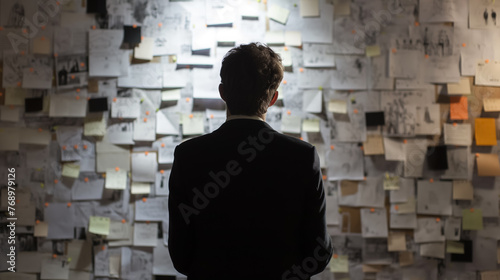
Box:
[168,43,332,280]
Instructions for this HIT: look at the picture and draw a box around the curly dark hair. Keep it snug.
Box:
[220,43,283,116]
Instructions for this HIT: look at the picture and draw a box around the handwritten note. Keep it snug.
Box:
[89,216,111,235]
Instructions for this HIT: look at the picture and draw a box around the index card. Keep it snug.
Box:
[303,90,322,113]
[444,216,461,241]
[484,98,500,112]
[111,97,141,119]
[361,208,388,238]
[45,202,75,239]
[447,77,471,95]
[133,222,158,247]
[40,256,70,280]
[450,96,468,120]
[417,180,452,216]
[462,209,483,230]
[388,231,406,252]
[131,152,157,182]
[105,168,127,190]
[476,60,500,87]
[89,216,111,235]
[135,197,168,221]
[268,4,290,24]
[475,118,497,146]
[414,218,445,243]
[444,123,472,146]
[420,242,445,259]
[477,153,500,176]
[49,95,87,117]
[300,0,319,17]
[453,180,473,200]
[84,113,107,137]
[363,135,385,156]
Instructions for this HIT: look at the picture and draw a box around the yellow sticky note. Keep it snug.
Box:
[302,119,320,132]
[366,45,381,57]
[62,163,80,178]
[89,216,111,235]
[330,255,349,273]
[462,209,483,230]
[446,241,464,254]
[475,118,497,146]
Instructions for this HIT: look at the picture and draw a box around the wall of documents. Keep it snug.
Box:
[0,0,499,279]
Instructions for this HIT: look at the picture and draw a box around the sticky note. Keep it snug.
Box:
[363,134,385,155]
[476,153,500,176]
[483,98,500,112]
[452,180,473,200]
[462,209,483,230]
[475,118,497,146]
[89,216,111,235]
[366,45,381,57]
[449,96,468,120]
[330,255,348,273]
[105,168,127,190]
[328,100,347,114]
[33,37,51,55]
[134,37,154,60]
[131,182,151,194]
[62,163,80,178]
[383,175,400,190]
[447,77,471,95]
[268,4,290,24]
[446,241,464,254]
[302,119,320,132]
[300,0,319,17]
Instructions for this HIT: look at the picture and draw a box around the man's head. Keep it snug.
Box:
[219,43,283,117]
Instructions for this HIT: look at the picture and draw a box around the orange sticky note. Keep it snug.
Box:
[449,96,468,120]
[475,118,497,146]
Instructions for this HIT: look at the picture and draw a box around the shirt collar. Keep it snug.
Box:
[227,115,264,122]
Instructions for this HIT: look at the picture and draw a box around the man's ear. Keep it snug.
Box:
[219,84,226,102]
[269,91,279,107]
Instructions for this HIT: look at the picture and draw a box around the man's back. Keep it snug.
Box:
[169,119,332,280]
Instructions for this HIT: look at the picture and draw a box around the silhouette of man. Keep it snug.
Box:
[168,43,333,280]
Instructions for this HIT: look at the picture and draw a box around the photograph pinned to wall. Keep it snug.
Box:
[327,142,364,180]
[56,55,88,89]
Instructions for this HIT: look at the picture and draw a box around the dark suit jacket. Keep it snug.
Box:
[168,119,333,280]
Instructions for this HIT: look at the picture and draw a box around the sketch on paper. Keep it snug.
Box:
[469,0,500,29]
[56,55,88,89]
[332,17,365,55]
[370,55,394,90]
[327,142,364,180]
[409,24,453,57]
[415,104,440,135]
[441,146,468,179]
[331,56,368,90]
[0,0,36,28]
[2,52,27,87]
[381,92,417,137]
[329,105,367,142]
[419,0,467,23]
[303,43,336,68]
[23,55,53,89]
